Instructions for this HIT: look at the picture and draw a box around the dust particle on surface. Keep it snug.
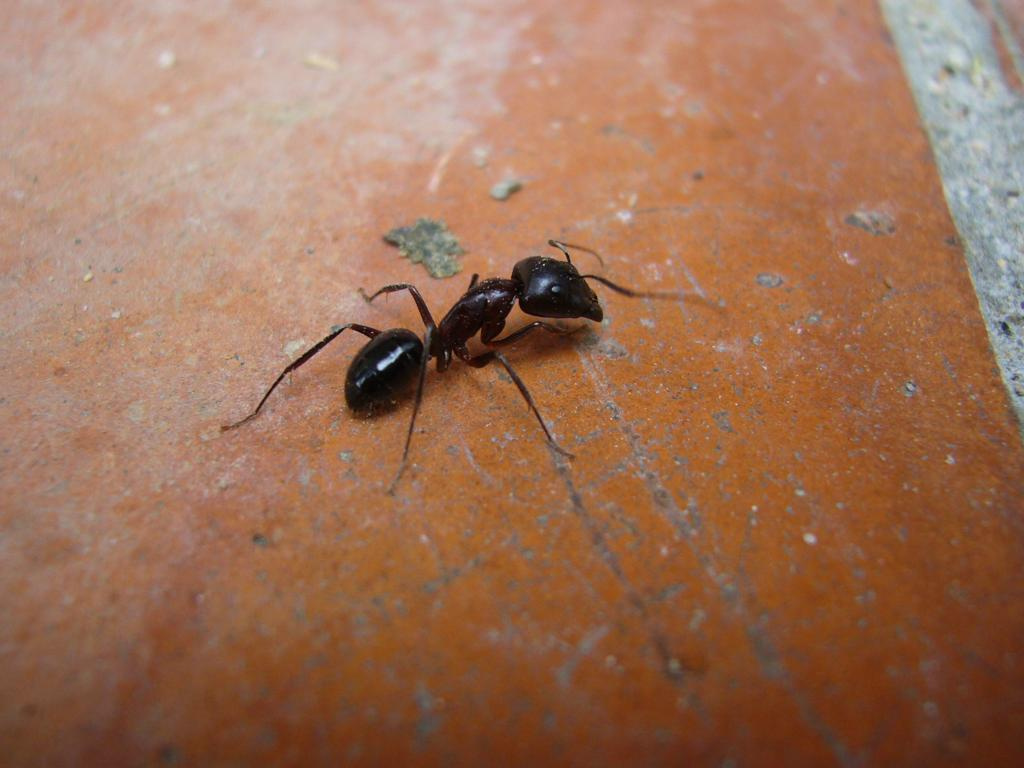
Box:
[582,332,628,359]
[284,339,307,358]
[383,218,464,278]
[845,210,896,236]
[126,401,145,423]
[755,273,783,288]
[471,146,490,167]
[303,52,339,71]
[711,410,735,433]
[156,743,181,765]
[490,178,523,201]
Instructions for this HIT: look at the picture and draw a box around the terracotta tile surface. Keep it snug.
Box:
[2,2,1022,766]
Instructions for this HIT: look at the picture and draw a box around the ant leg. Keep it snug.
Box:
[388,324,434,495]
[458,347,573,458]
[483,321,581,346]
[577,273,685,300]
[547,239,605,267]
[359,283,438,331]
[222,323,381,430]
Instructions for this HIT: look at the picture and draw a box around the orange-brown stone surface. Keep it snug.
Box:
[2,2,1022,765]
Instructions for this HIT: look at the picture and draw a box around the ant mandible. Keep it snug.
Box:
[222,240,684,492]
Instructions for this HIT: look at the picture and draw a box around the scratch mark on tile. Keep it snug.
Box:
[555,624,610,688]
[677,256,708,300]
[744,624,858,768]
[552,456,689,682]
[760,60,818,113]
[734,516,860,768]
[456,430,496,487]
[578,346,859,766]
[426,131,470,194]
[414,683,443,743]
[423,554,482,594]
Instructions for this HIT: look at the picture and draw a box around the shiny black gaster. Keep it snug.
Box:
[345,328,423,415]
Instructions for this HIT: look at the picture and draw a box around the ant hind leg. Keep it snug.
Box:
[222,323,381,430]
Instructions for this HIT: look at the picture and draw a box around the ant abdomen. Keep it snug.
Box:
[345,329,423,415]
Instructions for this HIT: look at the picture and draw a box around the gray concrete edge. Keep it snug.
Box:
[881,0,1024,439]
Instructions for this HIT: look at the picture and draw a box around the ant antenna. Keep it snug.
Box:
[548,240,572,264]
[547,239,605,267]
[548,240,693,302]
[578,273,686,301]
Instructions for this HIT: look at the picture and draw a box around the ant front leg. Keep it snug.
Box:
[222,323,382,430]
[483,321,581,347]
[457,346,573,458]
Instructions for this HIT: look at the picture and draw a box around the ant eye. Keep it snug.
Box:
[550,284,561,294]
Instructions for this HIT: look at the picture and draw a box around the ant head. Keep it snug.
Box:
[512,256,603,322]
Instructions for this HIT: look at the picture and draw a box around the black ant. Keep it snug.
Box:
[223,240,685,491]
